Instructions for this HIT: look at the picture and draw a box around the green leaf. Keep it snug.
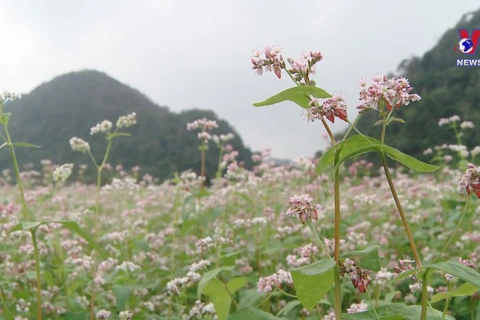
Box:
[226,277,247,294]
[52,220,106,258]
[195,188,211,198]
[132,240,150,252]
[316,135,376,175]
[44,270,55,287]
[1,113,11,126]
[373,120,384,126]
[0,312,15,320]
[342,304,452,320]
[384,291,401,303]
[22,221,42,230]
[340,246,381,271]
[10,142,41,148]
[113,285,132,311]
[253,86,331,109]
[197,266,235,298]
[290,259,336,310]
[107,132,131,140]
[230,307,287,320]
[238,289,266,309]
[391,117,405,124]
[276,300,302,317]
[441,199,466,210]
[316,135,439,175]
[431,282,479,303]
[425,260,480,288]
[203,278,231,320]
[394,268,420,281]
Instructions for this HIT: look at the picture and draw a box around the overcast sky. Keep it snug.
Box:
[0,0,478,159]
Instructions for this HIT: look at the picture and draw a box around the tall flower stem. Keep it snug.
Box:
[319,117,341,319]
[381,155,422,266]
[89,138,113,320]
[216,146,224,179]
[3,120,43,320]
[321,117,336,145]
[201,149,206,189]
[333,166,342,320]
[421,272,429,320]
[433,195,471,263]
[342,114,362,141]
[380,122,425,318]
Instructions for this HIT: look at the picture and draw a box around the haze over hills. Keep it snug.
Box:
[2,8,480,182]
[1,70,253,182]
[350,8,480,162]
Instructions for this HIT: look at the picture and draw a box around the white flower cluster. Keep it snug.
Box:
[0,91,21,104]
[90,120,113,135]
[183,300,216,320]
[69,137,90,153]
[347,300,368,313]
[116,112,137,128]
[438,115,461,126]
[166,260,211,296]
[449,144,469,158]
[53,163,74,183]
[471,146,480,157]
[115,261,140,272]
[101,177,139,194]
[293,155,315,172]
[257,269,293,292]
[197,131,211,142]
[186,118,218,131]
[460,121,475,129]
[212,133,234,144]
[119,311,134,320]
[96,310,111,319]
[373,268,395,287]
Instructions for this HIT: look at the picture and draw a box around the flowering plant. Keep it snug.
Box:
[249,45,480,320]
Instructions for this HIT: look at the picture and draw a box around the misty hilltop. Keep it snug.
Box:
[1,70,253,181]
[352,8,480,161]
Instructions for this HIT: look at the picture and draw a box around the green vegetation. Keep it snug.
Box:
[352,9,480,163]
[1,70,253,183]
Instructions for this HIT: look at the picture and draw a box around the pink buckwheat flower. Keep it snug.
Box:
[340,258,372,293]
[458,163,480,198]
[357,74,421,113]
[458,257,477,268]
[307,95,348,123]
[251,45,284,79]
[286,194,325,224]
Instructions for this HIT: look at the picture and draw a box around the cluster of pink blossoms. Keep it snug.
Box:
[340,258,372,293]
[357,74,421,113]
[286,194,325,224]
[257,269,293,293]
[458,163,480,198]
[307,95,348,123]
[251,45,284,79]
[186,118,219,143]
[251,46,323,83]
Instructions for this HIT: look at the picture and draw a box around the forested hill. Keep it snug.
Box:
[351,8,480,161]
[1,70,253,182]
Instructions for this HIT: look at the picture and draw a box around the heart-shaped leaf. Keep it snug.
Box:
[431,282,479,303]
[254,86,331,109]
[290,259,336,310]
[316,135,438,175]
[340,246,381,271]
